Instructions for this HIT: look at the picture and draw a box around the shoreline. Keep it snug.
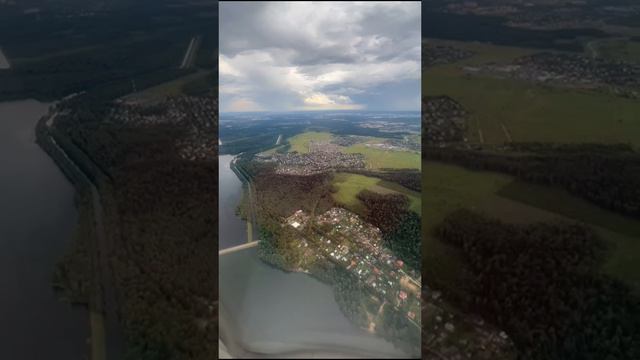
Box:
[36,104,123,360]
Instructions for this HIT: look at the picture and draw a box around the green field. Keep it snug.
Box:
[332,173,421,216]
[344,144,421,170]
[287,131,333,153]
[122,70,212,101]
[423,161,640,293]
[423,41,640,147]
[258,145,285,156]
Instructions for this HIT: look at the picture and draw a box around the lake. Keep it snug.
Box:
[0,100,88,358]
[217,154,407,358]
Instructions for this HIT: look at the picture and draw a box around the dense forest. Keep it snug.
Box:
[38,95,218,359]
[425,143,640,218]
[112,159,217,360]
[250,168,335,226]
[421,3,609,52]
[436,209,640,360]
[0,1,217,101]
[357,190,421,272]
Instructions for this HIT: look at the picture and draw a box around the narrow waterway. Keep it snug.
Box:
[219,154,249,249]
[218,154,406,358]
[0,100,88,358]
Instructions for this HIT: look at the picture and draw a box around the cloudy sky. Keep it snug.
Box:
[219,1,421,112]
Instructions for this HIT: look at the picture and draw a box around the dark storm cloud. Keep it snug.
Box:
[219,1,421,112]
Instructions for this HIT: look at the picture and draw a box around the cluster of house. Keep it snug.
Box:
[286,207,421,325]
[442,1,626,31]
[464,52,640,98]
[423,43,474,69]
[513,52,640,92]
[423,96,468,145]
[423,283,515,360]
[108,95,218,161]
[258,151,366,175]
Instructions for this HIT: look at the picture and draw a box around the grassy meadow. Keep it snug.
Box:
[332,173,421,216]
[287,131,333,153]
[423,161,640,294]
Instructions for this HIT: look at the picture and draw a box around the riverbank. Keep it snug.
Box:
[35,104,123,360]
[219,154,254,249]
[33,94,220,359]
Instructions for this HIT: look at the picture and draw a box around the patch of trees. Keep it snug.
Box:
[425,143,640,218]
[257,229,289,272]
[436,209,640,360]
[357,190,421,272]
[252,168,335,225]
[333,267,370,328]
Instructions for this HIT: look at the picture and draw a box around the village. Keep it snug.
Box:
[423,42,474,68]
[464,52,640,98]
[257,148,366,175]
[106,95,218,161]
[422,283,515,360]
[440,0,640,31]
[423,96,469,145]
[284,208,421,329]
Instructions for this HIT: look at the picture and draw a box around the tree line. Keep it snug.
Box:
[357,190,421,272]
[425,143,640,218]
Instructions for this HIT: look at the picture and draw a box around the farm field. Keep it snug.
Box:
[344,144,421,170]
[258,145,285,156]
[589,38,640,63]
[423,40,640,147]
[122,70,213,101]
[332,173,421,216]
[287,131,333,153]
[423,161,640,294]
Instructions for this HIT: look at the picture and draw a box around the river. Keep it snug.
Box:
[219,154,250,249]
[218,154,407,358]
[0,100,88,358]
